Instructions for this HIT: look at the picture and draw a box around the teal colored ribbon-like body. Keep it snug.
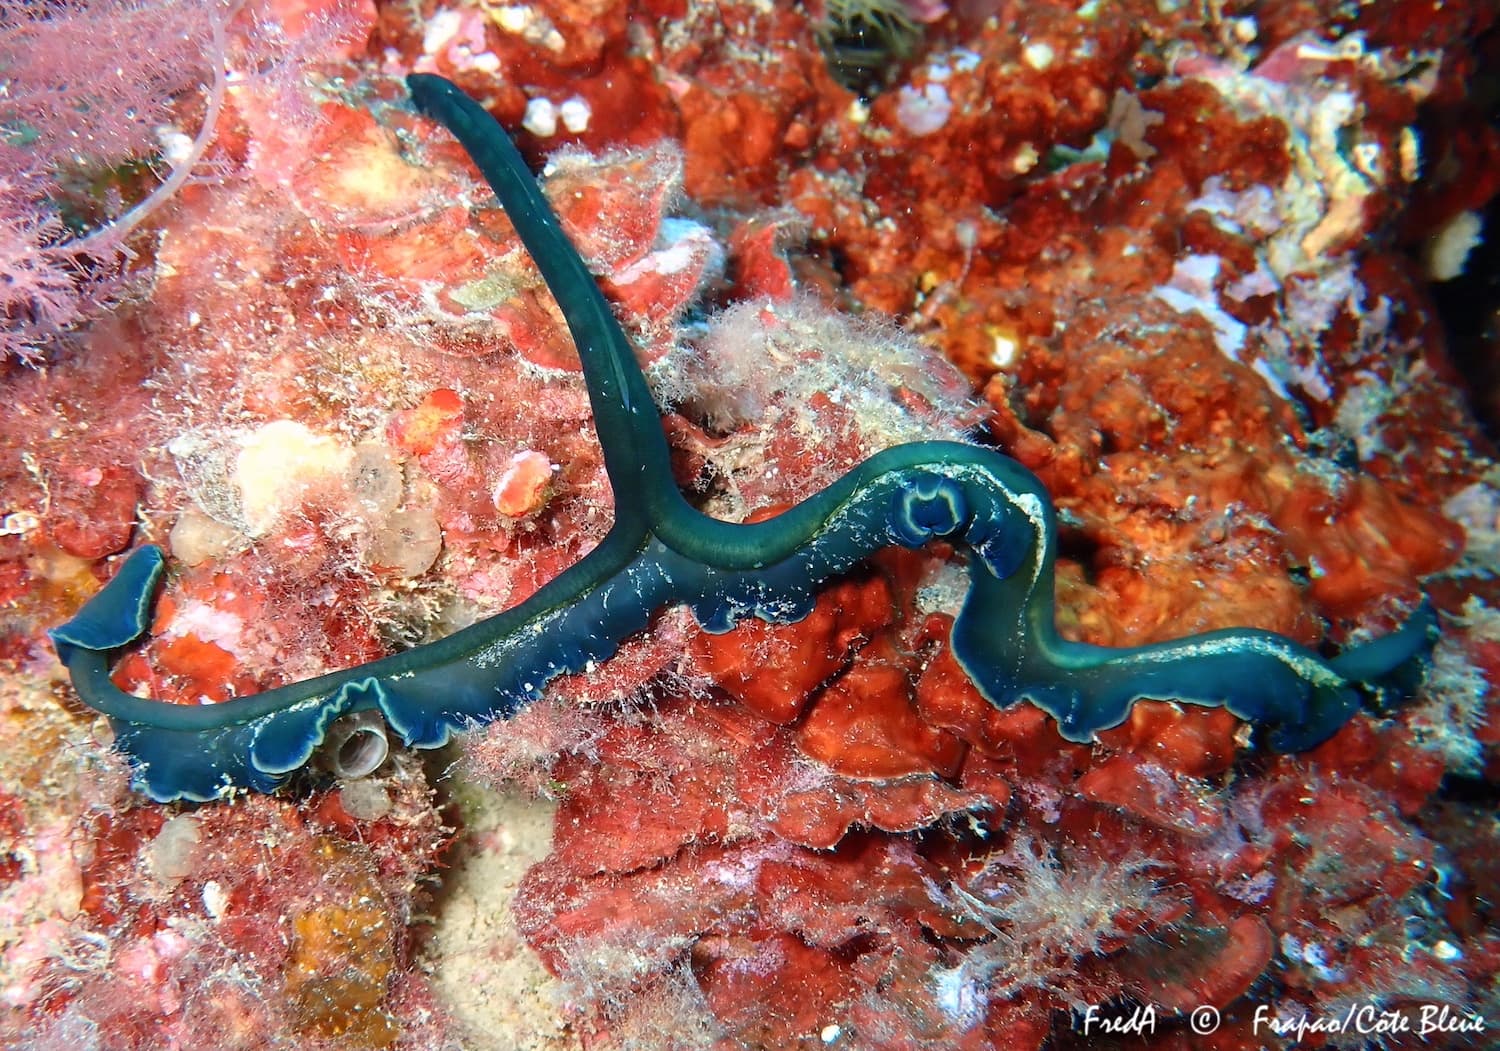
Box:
[49,75,1438,802]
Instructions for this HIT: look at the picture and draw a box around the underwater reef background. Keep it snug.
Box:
[1,0,1498,1048]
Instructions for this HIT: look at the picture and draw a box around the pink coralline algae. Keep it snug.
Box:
[1,1,1499,1050]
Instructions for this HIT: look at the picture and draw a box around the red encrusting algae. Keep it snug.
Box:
[1,0,1497,1048]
